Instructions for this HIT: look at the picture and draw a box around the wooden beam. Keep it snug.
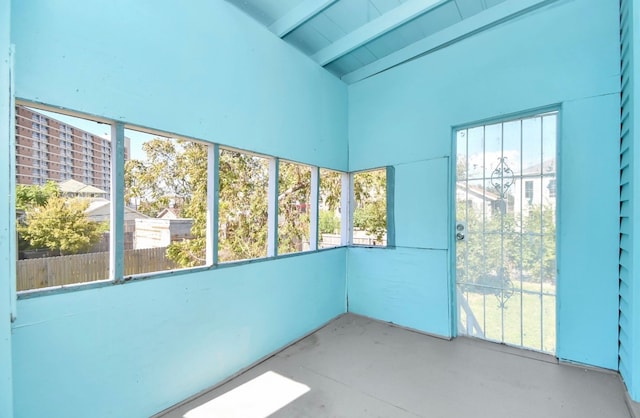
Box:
[206,144,219,266]
[342,0,558,83]
[341,172,353,246]
[267,157,279,257]
[110,122,125,281]
[7,45,17,319]
[310,166,319,251]
[269,0,338,37]
[312,0,444,65]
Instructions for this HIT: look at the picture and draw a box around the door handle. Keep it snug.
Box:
[456,222,466,241]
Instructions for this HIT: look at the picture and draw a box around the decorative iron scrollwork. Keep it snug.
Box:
[490,157,514,198]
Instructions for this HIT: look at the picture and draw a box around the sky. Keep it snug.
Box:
[456,113,557,179]
[34,108,150,161]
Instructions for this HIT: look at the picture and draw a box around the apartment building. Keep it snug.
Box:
[15,105,129,195]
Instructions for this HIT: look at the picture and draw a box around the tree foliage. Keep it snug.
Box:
[126,137,389,267]
[218,150,269,262]
[353,169,387,242]
[125,138,205,218]
[125,138,209,267]
[18,196,104,255]
[16,181,60,211]
[278,161,312,254]
[456,200,556,288]
[319,210,340,234]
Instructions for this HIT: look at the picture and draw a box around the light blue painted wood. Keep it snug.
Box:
[0,0,14,416]
[8,44,16,322]
[10,0,348,171]
[348,0,620,368]
[207,144,219,265]
[385,165,395,247]
[619,0,640,402]
[556,95,619,368]
[109,122,125,281]
[7,2,349,416]
[393,157,448,250]
[310,166,320,250]
[340,172,352,245]
[3,0,630,412]
[267,157,279,257]
[312,0,444,65]
[11,249,347,418]
[342,0,560,83]
[269,0,338,37]
[347,247,451,337]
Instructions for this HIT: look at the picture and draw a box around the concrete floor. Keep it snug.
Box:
[158,314,631,418]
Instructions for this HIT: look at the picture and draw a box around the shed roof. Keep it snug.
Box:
[59,179,107,195]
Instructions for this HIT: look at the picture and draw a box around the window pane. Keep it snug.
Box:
[219,149,269,262]
[124,129,208,274]
[353,168,387,247]
[16,105,112,290]
[278,161,312,255]
[319,169,342,248]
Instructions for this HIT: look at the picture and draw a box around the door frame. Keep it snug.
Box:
[448,105,562,345]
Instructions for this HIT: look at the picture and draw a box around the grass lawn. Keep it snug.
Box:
[458,281,556,353]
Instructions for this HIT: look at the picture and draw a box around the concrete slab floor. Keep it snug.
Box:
[157,314,631,418]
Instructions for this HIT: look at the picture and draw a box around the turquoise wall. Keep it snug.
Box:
[348,0,620,369]
[0,0,14,416]
[9,1,348,417]
[348,157,451,336]
[5,0,631,415]
[12,250,346,418]
[619,0,640,401]
[10,0,348,170]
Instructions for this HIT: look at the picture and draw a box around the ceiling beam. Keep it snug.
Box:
[269,0,338,38]
[342,0,559,83]
[312,0,445,66]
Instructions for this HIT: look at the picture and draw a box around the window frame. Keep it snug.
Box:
[276,158,315,256]
[349,166,392,248]
[14,100,389,298]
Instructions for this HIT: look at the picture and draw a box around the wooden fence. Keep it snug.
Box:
[17,247,179,291]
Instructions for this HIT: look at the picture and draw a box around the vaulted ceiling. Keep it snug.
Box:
[226,0,554,83]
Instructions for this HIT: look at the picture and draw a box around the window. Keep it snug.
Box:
[319,169,343,248]
[124,128,211,274]
[218,148,269,262]
[547,179,556,198]
[15,103,386,295]
[15,105,112,291]
[352,168,387,247]
[525,180,534,202]
[278,161,312,254]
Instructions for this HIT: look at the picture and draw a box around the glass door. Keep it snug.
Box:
[455,112,558,353]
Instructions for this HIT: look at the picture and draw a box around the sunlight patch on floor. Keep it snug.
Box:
[183,371,310,418]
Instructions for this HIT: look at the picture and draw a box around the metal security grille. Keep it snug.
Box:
[455,112,558,353]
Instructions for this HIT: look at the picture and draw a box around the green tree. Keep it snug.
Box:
[18,197,104,255]
[278,161,311,254]
[218,150,269,262]
[456,198,556,289]
[16,181,60,211]
[125,138,209,266]
[319,210,340,234]
[353,169,387,242]
[522,205,556,282]
[125,138,204,218]
[127,138,390,266]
